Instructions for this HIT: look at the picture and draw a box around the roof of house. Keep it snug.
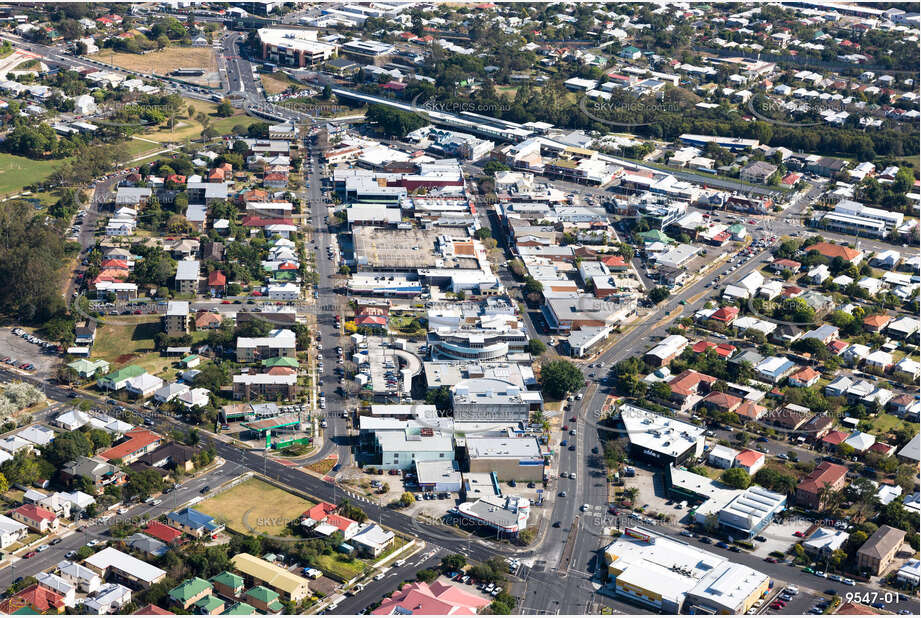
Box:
[807,242,860,261]
[702,391,742,410]
[821,430,849,445]
[99,428,161,461]
[790,367,820,383]
[0,584,65,614]
[145,520,183,544]
[136,604,175,615]
[857,525,906,560]
[863,314,892,328]
[668,369,717,397]
[798,461,848,494]
[735,401,767,420]
[735,449,765,467]
[12,503,56,523]
[210,571,244,590]
[371,580,491,615]
[167,507,219,532]
[710,306,739,322]
[169,577,212,603]
[208,270,227,286]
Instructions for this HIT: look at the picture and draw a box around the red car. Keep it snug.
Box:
[23,551,36,559]
[765,557,779,563]
[793,531,804,537]
[562,425,569,431]
[570,416,577,422]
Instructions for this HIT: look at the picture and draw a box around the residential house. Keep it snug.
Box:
[856,525,906,576]
[10,504,58,533]
[165,508,224,538]
[796,461,848,509]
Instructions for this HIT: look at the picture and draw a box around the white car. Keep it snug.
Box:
[581,504,590,511]
[374,573,386,581]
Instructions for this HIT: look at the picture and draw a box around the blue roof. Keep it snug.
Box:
[168,507,215,530]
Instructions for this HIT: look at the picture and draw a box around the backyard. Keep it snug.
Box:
[197,478,314,536]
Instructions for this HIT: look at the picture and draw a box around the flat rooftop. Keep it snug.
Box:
[467,436,541,459]
[352,227,479,270]
[621,405,705,457]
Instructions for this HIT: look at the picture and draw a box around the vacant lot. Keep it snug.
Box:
[91,47,218,84]
[198,478,314,536]
[312,551,367,582]
[90,317,177,377]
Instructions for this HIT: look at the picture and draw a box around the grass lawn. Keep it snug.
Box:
[92,317,160,364]
[306,457,337,475]
[197,478,314,536]
[0,153,63,197]
[91,47,219,85]
[142,98,257,143]
[311,552,366,582]
[865,413,911,436]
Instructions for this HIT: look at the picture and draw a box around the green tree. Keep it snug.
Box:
[527,338,546,355]
[539,360,585,399]
[721,467,751,489]
[648,286,670,304]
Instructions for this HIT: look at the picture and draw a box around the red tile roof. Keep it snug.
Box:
[868,442,895,455]
[0,584,65,613]
[241,215,294,227]
[668,369,717,397]
[710,306,739,323]
[702,391,742,410]
[208,270,227,287]
[790,367,820,384]
[735,449,765,468]
[863,314,891,329]
[372,581,490,615]
[807,242,861,262]
[735,401,767,420]
[326,513,357,532]
[137,604,175,615]
[798,461,848,494]
[12,503,56,523]
[145,520,183,544]
[304,502,337,522]
[99,428,161,461]
[821,430,849,446]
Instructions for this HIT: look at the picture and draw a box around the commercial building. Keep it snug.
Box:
[693,486,787,539]
[366,423,454,471]
[232,373,297,400]
[644,335,689,367]
[258,28,338,66]
[236,329,297,363]
[466,437,544,481]
[415,460,463,493]
[428,328,528,361]
[856,525,906,576]
[453,494,530,535]
[620,405,705,466]
[451,378,539,422]
[603,527,769,613]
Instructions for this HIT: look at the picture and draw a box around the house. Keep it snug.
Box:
[801,415,835,441]
[893,357,921,383]
[764,403,811,431]
[0,514,27,549]
[843,431,876,452]
[84,547,167,587]
[57,560,102,594]
[11,503,58,533]
[708,306,739,326]
[35,572,76,608]
[350,523,395,557]
[887,316,920,339]
[126,373,165,399]
[98,428,162,464]
[788,367,820,388]
[128,533,169,559]
[61,456,124,493]
[755,356,796,383]
[801,324,839,345]
[371,580,491,615]
[740,160,778,184]
[734,449,766,475]
[708,445,739,469]
[0,584,66,614]
[145,520,184,546]
[66,358,110,379]
[85,583,132,615]
[97,365,147,391]
[701,391,742,415]
[863,314,892,333]
[667,369,717,411]
[207,270,227,295]
[195,311,223,330]
[856,525,906,576]
[804,242,863,264]
[209,572,244,599]
[803,527,848,557]
[796,461,848,509]
[169,577,213,610]
[244,586,283,614]
[864,350,893,373]
[174,259,200,295]
[166,508,224,538]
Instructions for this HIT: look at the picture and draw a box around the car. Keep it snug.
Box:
[801,567,814,574]
[765,557,779,563]
[815,570,826,578]
[680,531,694,538]
[118,507,130,515]
[87,539,100,547]
[152,499,162,506]
[570,416,577,422]
[729,546,741,553]
[65,551,77,559]
[715,541,730,549]
[591,446,599,454]
[756,436,769,442]
[698,537,712,544]
[50,538,62,545]
[842,578,855,586]
[581,504,590,511]
[36,544,50,552]
[793,531,804,537]
[568,444,576,451]
[870,603,885,610]
[23,551,36,559]
[374,573,386,581]
[561,439,567,446]
[558,491,567,497]
[562,425,569,431]
[755,536,767,543]
[200,485,211,494]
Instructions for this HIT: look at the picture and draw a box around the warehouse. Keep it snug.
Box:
[693,485,787,539]
[620,405,705,466]
[415,460,463,493]
[466,437,544,481]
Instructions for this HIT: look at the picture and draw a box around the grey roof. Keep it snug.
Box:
[127,533,168,557]
[175,260,200,281]
[898,433,920,462]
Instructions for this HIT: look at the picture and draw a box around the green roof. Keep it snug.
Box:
[728,223,746,233]
[67,358,108,373]
[101,364,146,383]
[195,595,225,613]
[222,602,257,615]
[182,354,199,363]
[262,356,299,368]
[638,229,673,243]
[245,585,279,603]
[11,608,39,615]
[267,599,284,612]
[169,577,212,603]
[210,571,244,590]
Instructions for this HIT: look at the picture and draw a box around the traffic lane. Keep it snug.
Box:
[332,552,445,615]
